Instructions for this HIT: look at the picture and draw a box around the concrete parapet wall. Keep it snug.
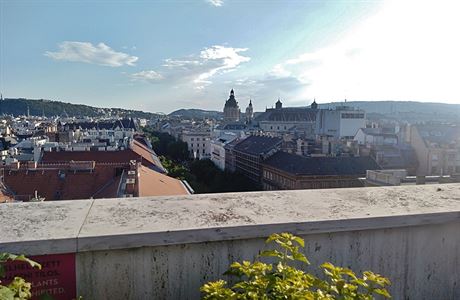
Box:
[1,184,460,299]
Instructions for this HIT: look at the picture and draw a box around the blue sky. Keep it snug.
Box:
[1,0,459,113]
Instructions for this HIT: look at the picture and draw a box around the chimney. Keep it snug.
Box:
[27,161,37,169]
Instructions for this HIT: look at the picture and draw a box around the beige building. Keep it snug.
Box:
[409,124,460,175]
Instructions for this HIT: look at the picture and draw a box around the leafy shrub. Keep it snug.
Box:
[201,233,391,299]
[0,253,41,300]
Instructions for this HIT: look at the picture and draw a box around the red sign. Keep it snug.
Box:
[3,253,76,300]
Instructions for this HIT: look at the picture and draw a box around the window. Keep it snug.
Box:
[203,143,205,147]
[191,138,194,141]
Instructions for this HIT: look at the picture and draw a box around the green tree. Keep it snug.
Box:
[0,253,41,300]
[201,233,391,300]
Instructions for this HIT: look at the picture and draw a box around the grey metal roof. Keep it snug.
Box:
[233,135,282,155]
[263,152,381,176]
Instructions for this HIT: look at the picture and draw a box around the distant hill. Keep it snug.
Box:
[0,98,160,119]
[168,108,222,119]
[319,101,460,123]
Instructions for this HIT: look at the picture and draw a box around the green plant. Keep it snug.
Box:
[201,233,391,300]
[0,253,41,300]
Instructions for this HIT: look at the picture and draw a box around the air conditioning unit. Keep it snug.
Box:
[128,170,136,175]
[126,178,135,184]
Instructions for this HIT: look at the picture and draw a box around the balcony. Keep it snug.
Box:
[1,184,460,299]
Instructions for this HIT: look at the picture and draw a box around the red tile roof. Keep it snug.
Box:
[137,165,190,197]
[42,140,165,173]
[2,164,123,201]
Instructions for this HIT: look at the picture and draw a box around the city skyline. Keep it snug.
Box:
[1,0,460,114]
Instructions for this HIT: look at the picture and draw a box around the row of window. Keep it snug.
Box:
[341,113,365,119]
[431,166,460,174]
[190,137,209,141]
[190,143,207,147]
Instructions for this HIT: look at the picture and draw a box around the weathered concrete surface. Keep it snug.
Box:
[77,184,460,251]
[1,184,460,299]
[77,221,460,300]
[0,200,92,254]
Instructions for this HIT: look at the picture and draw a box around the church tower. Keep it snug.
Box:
[245,99,253,124]
[223,89,240,123]
[311,99,318,110]
[275,98,283,109]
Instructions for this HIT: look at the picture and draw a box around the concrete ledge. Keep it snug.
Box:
[1,184,460,255]
[76,211,460,252]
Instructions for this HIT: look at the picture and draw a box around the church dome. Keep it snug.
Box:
[224,89,238,108]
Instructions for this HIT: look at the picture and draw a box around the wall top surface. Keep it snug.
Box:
[1,184,459,254]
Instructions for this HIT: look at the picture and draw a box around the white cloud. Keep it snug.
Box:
[267,0,460,104]
[206,0,224,7]
[138,45,250,89]
[45,41,138,67]
[130,70,163,82]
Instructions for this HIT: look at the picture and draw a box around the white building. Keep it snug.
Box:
[181,130,211,160]
[315,106,366,139]
[210,132,238,170]
[354,128,398,146]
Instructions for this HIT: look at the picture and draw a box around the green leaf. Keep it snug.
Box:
[0,286,15,300]
[374,288,392,298]
[293,236,305,247]
[292,252,310,264]
[260,250,283,259]
[0,253,41,270]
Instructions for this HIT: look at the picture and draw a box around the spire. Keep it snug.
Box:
[275,98,282,109]
[249,99,252,106]
[311,98,318,110]
[230,89,234,96]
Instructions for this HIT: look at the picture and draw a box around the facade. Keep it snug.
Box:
[181,130,211,160]
[223,138,241,172]
[255,100,317,137]
[316,106,366,139]
[261,152,381,190]
[354,128,398,146]
[210,133,238,170]
[409,124,460,175]
[232,135,282,182]
[223,89,240,123]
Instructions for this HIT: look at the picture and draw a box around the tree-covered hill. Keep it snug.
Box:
[0,98,160,119]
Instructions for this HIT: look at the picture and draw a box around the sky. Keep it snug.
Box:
[1,0,460,114]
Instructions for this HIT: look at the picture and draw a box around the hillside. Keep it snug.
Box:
[0,98,159,119]
[168,108,222,119]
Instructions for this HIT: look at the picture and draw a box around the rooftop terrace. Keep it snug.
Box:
[1,184,460,299]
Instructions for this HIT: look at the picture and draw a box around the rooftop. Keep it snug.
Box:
[263,152,381,176]
[233,135,282,155]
